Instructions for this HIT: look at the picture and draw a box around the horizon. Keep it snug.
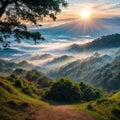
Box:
[41,0,120,28]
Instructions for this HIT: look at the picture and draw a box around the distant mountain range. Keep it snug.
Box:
[89,60,120,92]
[47,54,113,81]
[0,59,34,74]
[29,54,53,61]
[39,17,120,39]
[65,33,120,53]
[44,55,75,68]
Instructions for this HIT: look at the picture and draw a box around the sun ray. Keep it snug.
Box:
[80,10,91,19]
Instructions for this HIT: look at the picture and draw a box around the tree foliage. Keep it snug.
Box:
[0,0,67,48]
[44,78,101,103]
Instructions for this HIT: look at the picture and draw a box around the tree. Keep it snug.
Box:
[0,0,67,48]
[44,78,82,103]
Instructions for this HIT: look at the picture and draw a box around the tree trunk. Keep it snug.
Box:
[0,6,6,18]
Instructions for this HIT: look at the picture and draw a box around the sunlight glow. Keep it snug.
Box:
[80,10,91,19]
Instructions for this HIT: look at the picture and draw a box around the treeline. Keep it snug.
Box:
[68,33,120,52]
[43,78,101,103]
[89,60,120,92]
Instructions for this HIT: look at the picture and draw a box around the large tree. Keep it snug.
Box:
[0,0,67,48]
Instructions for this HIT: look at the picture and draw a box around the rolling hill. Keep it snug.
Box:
[44,55,75,68]
[47,54,112,82]
[0,75,47,120]
[65,33,120,53]
[75,90,120,120]
[88,60,120,92]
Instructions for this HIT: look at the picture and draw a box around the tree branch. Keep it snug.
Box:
[0,0,18,18]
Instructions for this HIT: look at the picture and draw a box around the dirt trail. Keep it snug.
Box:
[26,105,96,120]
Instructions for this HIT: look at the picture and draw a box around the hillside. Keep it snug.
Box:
[74,90,120,120]
[0,67,120,120]
[0,59,34,74]
[44,55,75,68]
[88,60,120,92]
[48,55,112,82]
[66,34,120,53]
[0,73,102,120]
[29,54,53,61]
[47,54,120,92]
[0,75,47,120]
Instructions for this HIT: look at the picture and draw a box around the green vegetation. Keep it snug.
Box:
[67,33,120,52]
[0,75,48,120]
[0,0,67,48]
[44,78,101,103]
[12,69,52,88]
[0,60,120,120]
[89,60,120,92]
[49,54,120,93]
[74,91,120,120]
[0,59,33,75]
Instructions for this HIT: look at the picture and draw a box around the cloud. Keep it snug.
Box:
[62,0,120,19]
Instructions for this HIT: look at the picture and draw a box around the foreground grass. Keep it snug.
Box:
[73,102,109,120]
[0,76,48,120]
[73,91,120,120]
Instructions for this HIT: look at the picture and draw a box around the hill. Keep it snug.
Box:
[0,75,47,120]
[88,60,120,92]
[44,55,75,68]
[0,59,34,75]
[48,54,120,92]
[48,54,112,82]
[29,54,53,61]
[74,90,120,120]
[66,34,120,53]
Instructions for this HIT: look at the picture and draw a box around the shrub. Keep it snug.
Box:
[14,79,24,88]
[44,78,82,103]
[87,104,94,111]
[22,87,33,96]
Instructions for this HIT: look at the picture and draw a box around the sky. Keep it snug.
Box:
[42,0,120,27]
[57,0,120,20]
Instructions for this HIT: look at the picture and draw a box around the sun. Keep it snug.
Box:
[80,10,91,19]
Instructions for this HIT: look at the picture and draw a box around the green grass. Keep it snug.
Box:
[0,76,48,120]
[73,102,109,120]
[73,91,120,120]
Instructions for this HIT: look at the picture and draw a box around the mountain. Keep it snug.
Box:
[39,18,120,39]
[65,34,120,53]
[47,53,120,92]
[44,55,75,68]
[47,55,112,82]
[88,60,120,92]
[29,54,53,61]
[0,59,34,74]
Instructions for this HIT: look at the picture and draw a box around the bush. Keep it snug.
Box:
[44,78,82,103]
[22,87,33,96]
[80,82,101,101]
[7,74,18,82]
[87,104,94,111]
[14,79,24,88]
[111,108,120,118]
[96,98,108,104]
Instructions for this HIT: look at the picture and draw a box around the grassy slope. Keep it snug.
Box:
[0,76,48,120]
[74,91,120,120]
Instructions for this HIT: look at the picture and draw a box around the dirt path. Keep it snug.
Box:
[26,105,96,120]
